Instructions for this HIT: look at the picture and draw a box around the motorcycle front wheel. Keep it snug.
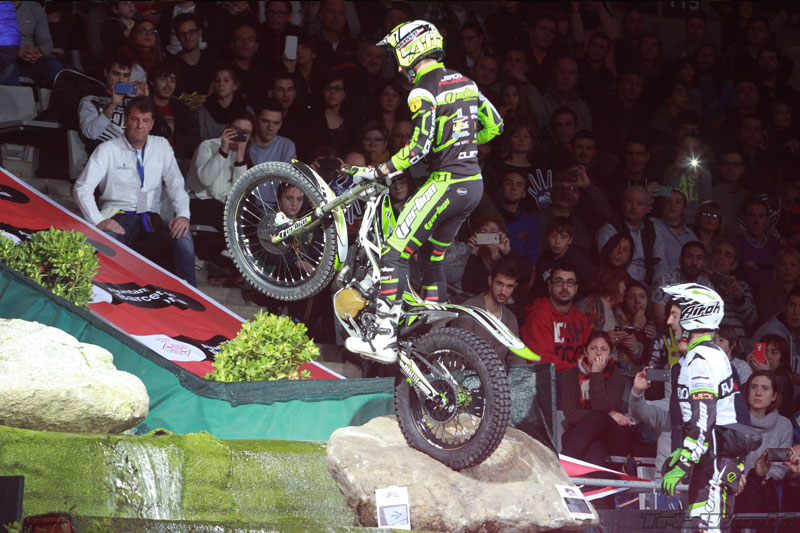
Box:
[394,327,511,470]
[224,162,337,301]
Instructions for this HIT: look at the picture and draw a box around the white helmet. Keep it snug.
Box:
[662,283,724,332]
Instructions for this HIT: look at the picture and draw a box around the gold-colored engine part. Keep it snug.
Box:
[334,288,367,319]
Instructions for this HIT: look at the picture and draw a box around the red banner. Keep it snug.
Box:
[559,455,650,501]
[0,168,342,380]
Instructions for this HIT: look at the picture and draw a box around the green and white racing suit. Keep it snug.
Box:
[378,61,503,303]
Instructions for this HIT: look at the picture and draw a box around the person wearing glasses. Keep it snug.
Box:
[711,149,749,236]
[257,1,303,72]
[170,13,220,111]
[303,71,358,158]
[121,20,163,86]
[520,261,590,373]
[359,121,390,166]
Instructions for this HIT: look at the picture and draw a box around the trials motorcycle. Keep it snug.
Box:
[224,161,539,470]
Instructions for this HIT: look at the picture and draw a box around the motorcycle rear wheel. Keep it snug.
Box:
[394,327,510,470]
[224,162,337,301]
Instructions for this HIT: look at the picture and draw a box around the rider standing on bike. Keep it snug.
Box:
[346,20,503,362]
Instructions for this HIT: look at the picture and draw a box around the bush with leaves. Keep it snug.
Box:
[0,227,99,308]
[205,311,318,381]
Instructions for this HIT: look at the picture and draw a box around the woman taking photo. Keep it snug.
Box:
[736,370,792,515]
[195,66,252,142]
[561,331,632,474]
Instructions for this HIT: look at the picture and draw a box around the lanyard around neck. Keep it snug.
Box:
[136,147,145,188]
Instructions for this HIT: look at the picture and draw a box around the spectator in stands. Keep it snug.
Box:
[752,289,800,390]
[171,13,219,111]
[291,34,322,109]
[768,100,800,164]
[367,78,407,134]
[576,33,614,113]
[738,196,782,290]
[603,138,660,204]
[359,121,389,166]
[575,265,638,357]
[541,56,592,133]
[663,133,712,223]
[546,107,579,171]
[634,33,668,111]
[746,334,798,418]
[692,43,736,128]
[185,112,253,277]
[785,447,800,512]
[448,21,487,75]
[672,60,702,116]
[537,172,593,253]
[757,248,800,325]
[709,238,757,341]
[692,201,723,255]
[470,55,501,102]
[148,63,197,168]
[614,9,645,73]
[310,0,356,68]
[494,121,542,204]
[725,17,770,79]
[73,96,196,286]
[652,188,696,272]
[0,1,19,86]
[303,71,359,159]
[347,38,386,104]
[493,170,539,267]
[532,216,593,299]
[526,13,558,91]
[196,66,252,142]
[101,1,136,54]
[521,261,590,373]
[736,370,793,515]
[560,331,632,473]
[621,281,658,370]
[598,233,633,271]
[674,13,707,60]
[249,98,296,165]
[266,73,303,143]
[711,149,749,236]
[122,20,163,86]
[497,80,537,126]
[594,71,647,156]
[10,0,62,88]
[452,260,521,367]
[257,1,303,73]
[650,241,713,323]
[597,185,667,285]
[756,45,795,106]
[462,213,531,320]
[160,0,218,57]
[716,324,751,384]
[485,1,526,57]
[229,22,268,109]
[649,81,691,143]
[79,52,139,152]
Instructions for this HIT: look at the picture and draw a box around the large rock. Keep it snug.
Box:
[0,319,149,433]
[326,415,598,532]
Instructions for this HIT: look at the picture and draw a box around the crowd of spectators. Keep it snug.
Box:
[4,0,800,513]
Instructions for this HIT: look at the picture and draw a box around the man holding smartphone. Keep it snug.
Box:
[79,52,141,153]
[660,283,745,531]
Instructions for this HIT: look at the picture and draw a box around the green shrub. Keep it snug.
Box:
[0,228,99,308]
[205,311,318,381]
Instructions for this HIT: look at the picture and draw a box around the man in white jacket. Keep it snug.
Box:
[74,96,196,286]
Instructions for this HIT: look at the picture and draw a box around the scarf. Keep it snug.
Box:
[204,93,248,127]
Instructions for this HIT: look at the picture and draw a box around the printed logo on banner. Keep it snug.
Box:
[0,184,30,204]
[132,334,207,362]
[94,281,206,311]
[172,334,230,361]
[0,221,38,243]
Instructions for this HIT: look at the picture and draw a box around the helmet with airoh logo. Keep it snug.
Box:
[377,20,445,82]
[662,283,724,332]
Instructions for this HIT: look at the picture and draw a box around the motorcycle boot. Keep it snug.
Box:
[345,298,403,363]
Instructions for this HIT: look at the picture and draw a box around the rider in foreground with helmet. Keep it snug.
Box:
[661,283,745,532]
[345,21,503,362]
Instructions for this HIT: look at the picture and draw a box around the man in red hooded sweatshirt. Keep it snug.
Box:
[520,261,590,373]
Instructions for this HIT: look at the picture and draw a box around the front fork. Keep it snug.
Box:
[396,349,447,406]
